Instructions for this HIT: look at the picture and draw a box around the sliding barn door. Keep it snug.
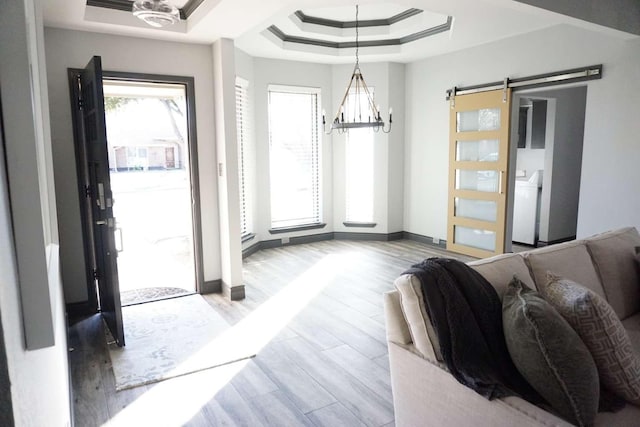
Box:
[447,88,511,258]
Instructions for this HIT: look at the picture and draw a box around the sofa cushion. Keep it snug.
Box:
[542,274,640,406]
[394,274,442,361]
[622,312,640,355]
[524,240,607,300]
[469,253,536,298]
[585,227,640,319]
[502,276,599,427]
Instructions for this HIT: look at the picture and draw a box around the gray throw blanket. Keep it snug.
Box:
[404,257,542,403]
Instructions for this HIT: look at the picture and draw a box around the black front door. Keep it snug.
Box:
[72,56,125,346]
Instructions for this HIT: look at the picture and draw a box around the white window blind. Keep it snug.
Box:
[345,90,374,223]
[268,86,321,229]
[235,78,251,236]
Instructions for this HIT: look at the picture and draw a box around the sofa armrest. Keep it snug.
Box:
[388,341,573,427]
[383,290,411,345]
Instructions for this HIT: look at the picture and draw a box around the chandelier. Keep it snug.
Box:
[133,0,180,28]
[323,5,392,134]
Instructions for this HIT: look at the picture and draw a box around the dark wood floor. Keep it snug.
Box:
[69,239,473,427]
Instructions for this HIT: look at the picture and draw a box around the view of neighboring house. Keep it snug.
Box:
[105,97,188,171]
[1,0,640,425]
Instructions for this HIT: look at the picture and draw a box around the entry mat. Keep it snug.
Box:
[108,294,255,391]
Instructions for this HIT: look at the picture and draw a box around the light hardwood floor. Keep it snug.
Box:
[69,239,473,427]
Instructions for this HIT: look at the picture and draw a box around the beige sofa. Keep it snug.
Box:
[385,227,640,427]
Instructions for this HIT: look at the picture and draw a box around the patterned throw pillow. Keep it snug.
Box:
[542,273,640,405]
[503,276,599,426]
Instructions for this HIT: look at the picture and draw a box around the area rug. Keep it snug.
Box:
[108,294,255,391]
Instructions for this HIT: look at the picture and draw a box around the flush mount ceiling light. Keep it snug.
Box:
[133,0,180,28]
[323,5,392,134]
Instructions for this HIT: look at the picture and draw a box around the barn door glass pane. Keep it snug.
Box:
[454,198,497,222]
[456,108,500,132]
[454,226,496,251]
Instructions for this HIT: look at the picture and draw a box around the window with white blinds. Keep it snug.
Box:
[345,90,374,223]
[235,77,252,237]
[268,86,321,229]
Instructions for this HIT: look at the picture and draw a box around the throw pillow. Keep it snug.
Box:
[542,272,640,406]
[503,276,599,427]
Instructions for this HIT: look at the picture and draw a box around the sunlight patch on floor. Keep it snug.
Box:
[104,253,354,425]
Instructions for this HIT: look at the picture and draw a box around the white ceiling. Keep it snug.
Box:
[41,0,638,64]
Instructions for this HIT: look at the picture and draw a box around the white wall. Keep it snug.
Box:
[538,97,556,242]
[535,86,587,241]
[213,39,243,297]
[405,24,640,242]
[44,27,221,303]
[0,0,71,423]
[387,62,406,233]
[515,103,546,178]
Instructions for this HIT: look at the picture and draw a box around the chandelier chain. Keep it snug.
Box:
[355,4,359,68]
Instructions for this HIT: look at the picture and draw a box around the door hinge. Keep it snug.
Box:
[92,268,99,279]
[78,97,84,110]
[84,185,91,198]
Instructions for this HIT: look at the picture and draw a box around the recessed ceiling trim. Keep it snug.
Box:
[87,0,133,13]
[180,0,205,19]
[293,8,423,29]
[86,0,204,20]
[401,16,453,43]
[266,16,452,50]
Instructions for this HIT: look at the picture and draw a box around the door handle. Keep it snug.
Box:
[115,227,124,253]
[97,183,106,210]
[95,220,107,225]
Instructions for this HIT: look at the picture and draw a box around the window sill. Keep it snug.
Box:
[241,233,256,243]
[343,222,377,228]
[269,223,327,234]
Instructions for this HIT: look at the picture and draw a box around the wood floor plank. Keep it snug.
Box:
[287,311,344,351]
[373,353,391,372]
[278,337,395,427]
[329,307,388,344]
[211,382,266,427]
[198,399,238,427]
[247,390,316,427]
[307,402,367,427]
[254,343,337,414]
[301,308,388,359]
[183,410,219,427]
[370,313,386,326]
[322,345,393,402]
[230,359,279,400]
[70,347,110,427]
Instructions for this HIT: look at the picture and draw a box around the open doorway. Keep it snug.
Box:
[102,79,199,305]
[509,86,588,250]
